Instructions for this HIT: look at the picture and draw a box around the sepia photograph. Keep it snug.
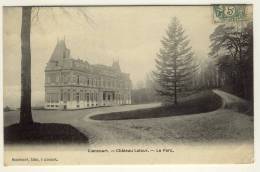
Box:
[2,4,254,165]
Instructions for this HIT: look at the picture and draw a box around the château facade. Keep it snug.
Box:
[45,39,132,109]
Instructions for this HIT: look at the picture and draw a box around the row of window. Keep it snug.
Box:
[46,92,130,103]
[46,73,130,89]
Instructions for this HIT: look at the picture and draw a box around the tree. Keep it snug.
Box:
[20,7,33,125]
[209,22,253,100]
[195,57,220,89]
[153,17,198,105]
[19,7,92,125]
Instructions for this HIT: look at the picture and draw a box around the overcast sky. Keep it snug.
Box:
[3,6,217,107]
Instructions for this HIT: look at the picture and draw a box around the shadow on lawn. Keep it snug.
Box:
[4,122,88,144]
[90,90,222,120]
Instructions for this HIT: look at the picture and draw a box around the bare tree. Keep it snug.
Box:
[20,6,33,125]
[19,7,93,126]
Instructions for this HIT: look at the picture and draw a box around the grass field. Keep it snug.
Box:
[90,90,222,120]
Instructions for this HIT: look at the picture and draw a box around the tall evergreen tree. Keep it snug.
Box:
[154,17,197,105]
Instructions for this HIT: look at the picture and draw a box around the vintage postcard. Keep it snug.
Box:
[2,5,254,165]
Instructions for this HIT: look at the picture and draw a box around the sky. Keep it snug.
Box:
[3,6,217,107]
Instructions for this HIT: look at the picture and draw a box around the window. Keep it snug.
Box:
[86,93,90,102]
[94,93,98,101]
[77,75,80,84]
[90,93,93,101]
[60,89,63,101]
[63,92,67,103]
[93,79,96,87]
[56,75,59,82]
[79,90,83,100]
[73,92,77,101]
[84,92,87,101]
[68,91,70,101]
[46,76,50,83]
[76,92,80,103]
[47,93,59,103]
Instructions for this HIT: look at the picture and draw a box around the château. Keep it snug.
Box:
[45,39,132,109]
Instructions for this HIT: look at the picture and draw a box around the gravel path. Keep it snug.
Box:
[77,89,253,146]
[4,90,253,146]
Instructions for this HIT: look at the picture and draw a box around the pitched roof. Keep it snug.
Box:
[49,39,70,62]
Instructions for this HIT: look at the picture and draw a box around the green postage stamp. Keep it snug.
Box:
[213,4,249,23]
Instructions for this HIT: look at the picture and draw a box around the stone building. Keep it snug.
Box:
[45,39,132,109]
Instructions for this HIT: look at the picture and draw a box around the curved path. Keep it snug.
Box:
[213,89,251,112]
[4,90,253,146]
[75,89,253,146]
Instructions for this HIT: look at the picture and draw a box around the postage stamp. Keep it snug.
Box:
[213,4,249,23]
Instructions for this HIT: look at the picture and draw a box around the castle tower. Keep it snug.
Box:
[49,38,70,63]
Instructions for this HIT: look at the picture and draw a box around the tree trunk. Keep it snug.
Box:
[20,6,33,125]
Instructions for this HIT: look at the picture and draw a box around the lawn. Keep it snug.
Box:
[90,90,222,120]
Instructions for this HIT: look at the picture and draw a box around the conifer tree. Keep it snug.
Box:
[154,17,198,105]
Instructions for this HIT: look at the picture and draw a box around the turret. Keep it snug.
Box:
[112,59,121,71]
[49,37,70,63]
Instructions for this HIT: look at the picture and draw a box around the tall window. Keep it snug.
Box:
[87,93,90,102]
[47,93,59,103]
[68,90,70,101]
[90,93,93,101]
[46,94,51,103]
[63,92,67,103]
[60,89,63,101]
[103,93,106,100]
[56,75,59,82]
[93,79,96,87]
[76,92,80,103]
[77,75,80,84]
